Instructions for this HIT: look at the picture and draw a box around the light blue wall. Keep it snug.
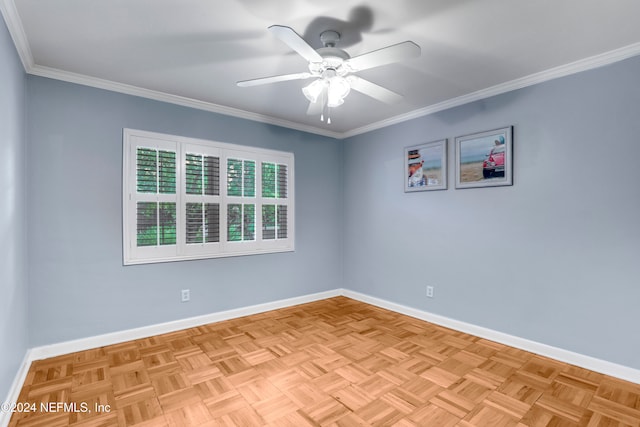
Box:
[344,56,640,369]
[26,77,344,346]
[0,17,28,401]
[8,23,640,380]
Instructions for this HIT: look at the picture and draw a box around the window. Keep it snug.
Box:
[123,129,294,265]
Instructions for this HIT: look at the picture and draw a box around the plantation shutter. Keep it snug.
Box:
[226,157,256,243]
[261,162,289,240]
[134,148,177,247]
[124,129,294,264]
[125,134,179,263]
[185,153,220,245]
[183,146,222,256]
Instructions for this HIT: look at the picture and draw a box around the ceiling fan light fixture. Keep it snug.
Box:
[327,76,350,107]
[302,79,326,103]
[303,75,351,107]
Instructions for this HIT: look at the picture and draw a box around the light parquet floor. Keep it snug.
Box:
[8,297,640,426]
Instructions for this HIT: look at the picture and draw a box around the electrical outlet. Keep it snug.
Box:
[181,289,190,302]
[426,286,434,298]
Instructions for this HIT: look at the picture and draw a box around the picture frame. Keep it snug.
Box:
[404,139,448,192]
[455,126,513,189]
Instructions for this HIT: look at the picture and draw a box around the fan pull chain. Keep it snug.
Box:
[318,91,332,124]
[322,103,331,124]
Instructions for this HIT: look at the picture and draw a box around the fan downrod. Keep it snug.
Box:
[315,30,350,65]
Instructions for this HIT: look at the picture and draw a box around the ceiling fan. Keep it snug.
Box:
[237,25,420,123]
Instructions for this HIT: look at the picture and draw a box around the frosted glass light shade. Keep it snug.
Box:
[302,79,325,103]
[327,76,350,107]
[303,76,351,107]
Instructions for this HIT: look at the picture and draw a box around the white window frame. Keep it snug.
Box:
[123,129,295,265]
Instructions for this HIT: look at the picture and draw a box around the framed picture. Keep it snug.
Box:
[455,126,513,189]
[404,139,447,192]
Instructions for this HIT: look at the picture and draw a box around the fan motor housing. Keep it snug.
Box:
[319,30,340,47]
[307,30,351,75]
[309,46,351,76]
[317,47,350,61]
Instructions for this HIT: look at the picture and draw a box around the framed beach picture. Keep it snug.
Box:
[455,126,513,189]
[405,139,447,192]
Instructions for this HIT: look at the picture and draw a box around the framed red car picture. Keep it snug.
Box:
[455,126,513,189]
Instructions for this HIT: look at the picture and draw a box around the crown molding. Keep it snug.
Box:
[26,64,343,140]
[0,0,34,69]
[2,1,341,138]
[341,41,640,139]
[3,0,640,141]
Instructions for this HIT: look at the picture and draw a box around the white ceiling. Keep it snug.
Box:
[3,0,640,139]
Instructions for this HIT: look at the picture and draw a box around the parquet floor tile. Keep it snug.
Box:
[8,297,640,426]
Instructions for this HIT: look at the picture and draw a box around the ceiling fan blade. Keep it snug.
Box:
[237,72,312,87]
[347,76,403,104]
[269,25,323,63]
[346,41,420,72]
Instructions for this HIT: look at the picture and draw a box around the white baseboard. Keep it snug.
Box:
[30,289,342,361]
[342,289,640,385]
[4,286,638,426]
[1,349,33,427]
[0,289,342,427]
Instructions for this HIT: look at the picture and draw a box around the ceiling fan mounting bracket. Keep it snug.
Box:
[320,30,340,48]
